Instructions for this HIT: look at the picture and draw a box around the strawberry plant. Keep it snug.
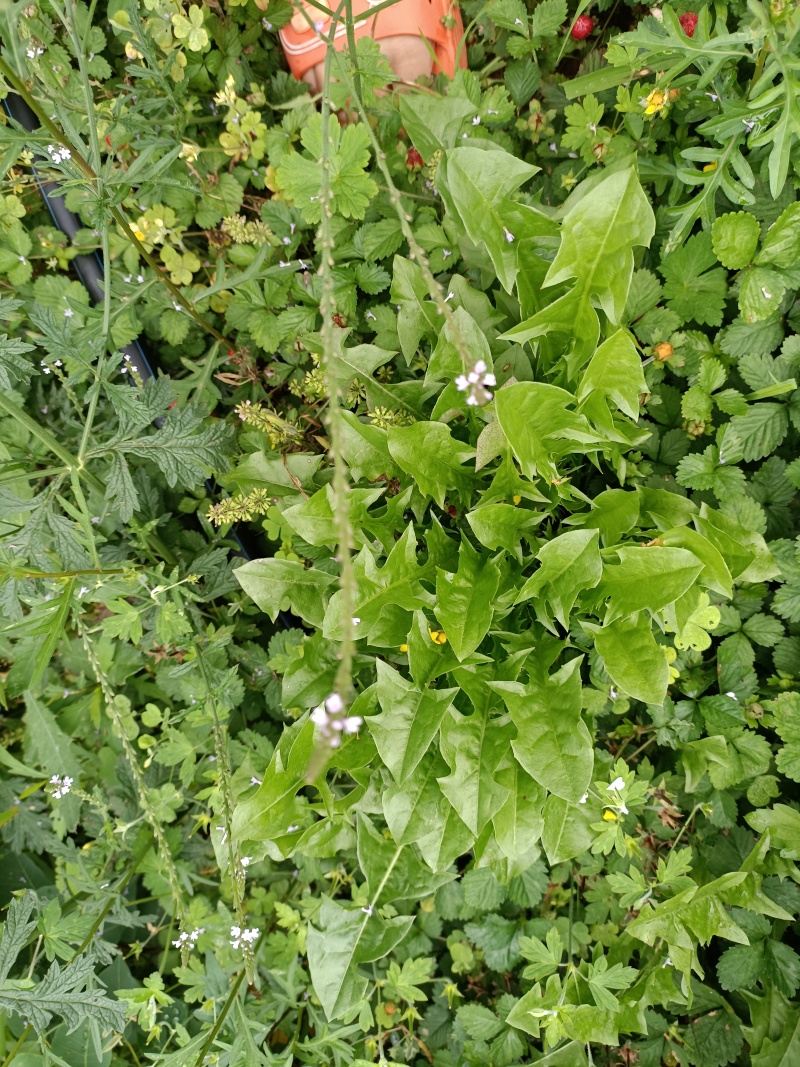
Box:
[1,1,800,1066]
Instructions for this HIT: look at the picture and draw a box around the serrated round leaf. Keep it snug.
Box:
[738,267,785,323]
[712,212,759,270]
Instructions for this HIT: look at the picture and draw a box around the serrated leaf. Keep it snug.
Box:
[712,211,760,269]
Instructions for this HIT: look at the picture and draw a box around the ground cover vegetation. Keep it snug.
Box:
[1,0,800,1063]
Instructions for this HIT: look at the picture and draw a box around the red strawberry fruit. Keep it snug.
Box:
[570,14,593,39]
[679,11,698,35]
[406,146,424,169]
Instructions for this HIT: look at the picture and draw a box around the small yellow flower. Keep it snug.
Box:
[602,810,618,822]
[703,161,718,172]
[399,644,408,653]
[513,495,522,505]
[179,143,199,163]
[124,41,143,60]
[428,629,447,645]
[643,88,668,115]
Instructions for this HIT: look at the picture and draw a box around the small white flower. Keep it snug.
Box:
[314,19,324,31]
[472,116,481,125]
[78,586,89,597]
[483,373,496,387]
[172,302,183,312]
[474,359,487,375]
[325,692,344,714]
[341,716,363,735]
[310,705,328,726]
[549,142,557,152]
[455,375,469,392]
[579,792,588,804]
[762,288,772,299]
[466,395,479,407]
[609,686,618,699]
[608,776,626,792]
[361,904,373,916]
[136,274,144,283]
[241,856,253,869]
[467,371,480,384]
[743,119,755,132]
[662,956,672,968]
[49,775,74,799]
[503,227,514,243]
[351,617,361,626]
[725,691,737,699]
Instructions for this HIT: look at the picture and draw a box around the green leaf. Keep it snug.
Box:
[545,167,655,323]
[598,545,704,622]
[746,805,800,860]
[0,955,126,1036]
[276,115,377,223]
[357,815,455,904]
[541,794,594,864]
[712,211,760,269]
[439,146,540,292]
[339,410,398,481]
[0,894,38,984]
[717,943,765,991]
[731,403,789,462]
[435,538,499,661]
[751,1008,800,1067]
[756,202,800,269]
[24,691,81,788]
[495,382,600,481]
[388,422,475,507]
[659,232,728,327]
[594,613,670,705]
[0,335,36,391]
[307,896,413,1020]
[368,660,456,783]
[466,503,541,560]
[492,657,594,803]
[516,529,602,629]
[458,1003,504,1041]
[687,1011,743,1067]
[234,558,337,629]
[530,0,568,37]
[739,268,786,323]
[323,525,435,643]
[397,94,478,160]
[577,328,646,420]
[232,720,316,843]
[437,705,514,836]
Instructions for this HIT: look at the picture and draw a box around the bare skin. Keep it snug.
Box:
[300,34,434,94]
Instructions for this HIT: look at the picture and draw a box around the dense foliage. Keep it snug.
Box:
[2,0,800,1065]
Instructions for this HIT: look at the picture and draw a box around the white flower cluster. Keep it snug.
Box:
[49,775,73,799]
[172,927,205,949]
[27,46,44,58]
[120,353,133,374]
[229,925,259,949]
[45,144,71,164]
[310,692,362,748]
[455,358,496,407]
